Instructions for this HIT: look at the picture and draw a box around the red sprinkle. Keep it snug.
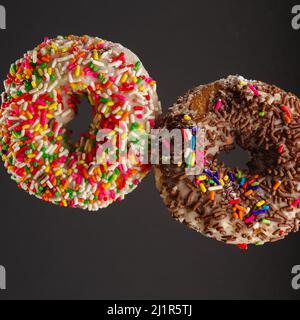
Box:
[229,199,241,205]
[237,244,248,251]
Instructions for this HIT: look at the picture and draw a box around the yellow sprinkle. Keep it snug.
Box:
[49,102,58,110]
[55,169,62,177]
[256,200,266,207]
[200,183,207,193]
[107,101,114,107]
[104,183,112,190]
[240,80,247,86]
[22,124,30,130]
[34,124,41,132]
[133,76,138,83]
[62,48,68,53]
[96,168,102,177]
[44,124,48,130]
[57,136,63,141]
[27,154,36,159]
[67,169,73,176]
[46,113,54,119]
[45,166,50,174]
[62,200,68,207]
[93,50,99,60]
[139,86,145,92]
[121,74,128,83]
[38,69,43,76]
[17,74,22,80]
[38,105,48,110]
[177,162,182,167]
[74,65,81,77]
[31,81,37,88]
[220,179,225,187]
[224,175,229,182]
[48,68,53,75]
[197,176,207,181]
[26,111,33,120]
[184,115,192,121]
[2,155,7,161]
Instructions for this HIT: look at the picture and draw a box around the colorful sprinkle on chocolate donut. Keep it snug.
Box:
[155,75,300,246]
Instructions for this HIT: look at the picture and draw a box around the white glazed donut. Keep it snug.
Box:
[0,35,161,211]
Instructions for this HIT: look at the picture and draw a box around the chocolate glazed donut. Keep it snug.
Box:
[155,75,300,248]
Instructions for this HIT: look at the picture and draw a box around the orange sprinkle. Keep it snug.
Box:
[273,181,282,191]
[83,168,89,180]
[120,111,129,122]
[285,116,291,124]
[63,180,69,190]
[210,191,216,201]
[233,213,239,220]
[239,212,244,221]
[245,190,253,197]
[236,205,247,212]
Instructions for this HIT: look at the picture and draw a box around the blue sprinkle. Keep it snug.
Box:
[204,169,214,178]
[214,172,220,180]
[191,136,196,150]
[240,177,246,187]
[213,177,221,186]
[249,186,260,191]
[192,127,197,135]
[263,205,270,211]
[229,173,235,182]
[252,210,268,216]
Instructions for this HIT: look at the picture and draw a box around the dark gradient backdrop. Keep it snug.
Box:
[0,0,299,300]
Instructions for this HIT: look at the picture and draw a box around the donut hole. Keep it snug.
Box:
[247,147,280,174]
[218,145,251,171]
[67,94,94,145]
[218,144,279,175]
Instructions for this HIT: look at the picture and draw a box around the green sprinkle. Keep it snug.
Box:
[108,175,115,183]
[40,63,47,69]
[100,97,110,103]
[131,123,139,131]
[50,75,56,81]
[262,219,271,225]
[255,242,264,246]
[134,61,141,71]
[259,112,265,117]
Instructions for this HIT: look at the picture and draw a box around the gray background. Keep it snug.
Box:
[0,0,299,300]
